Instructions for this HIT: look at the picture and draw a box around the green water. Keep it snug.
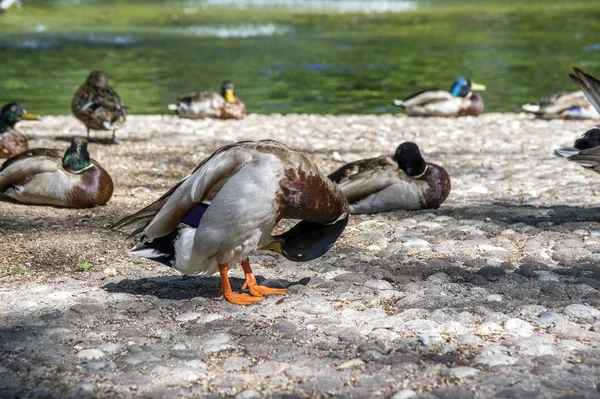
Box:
[1,0,600,115]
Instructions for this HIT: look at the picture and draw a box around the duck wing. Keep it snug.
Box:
[332,157,406,203]
[328,155,395,183]
[0,149,62,192]
[570,68,600,115]
[397,90,454,108]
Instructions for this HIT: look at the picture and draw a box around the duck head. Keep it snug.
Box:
[450,77,486,97]
[394,142,427,177]
[86,71,109,88]
[62,137,92,173]
[0,103,41,128]
[574,128,600,150]
[220,80,236,103]
[263,215,349,262]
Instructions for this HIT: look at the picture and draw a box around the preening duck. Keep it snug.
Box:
[329,142,451,214]
[112,140,349,306]
[0,103,40,159]
[522,91,598,120]
[394,77,486,117]
[554,68,600,172]
[168,80,246,120]
[72,71,127,142]
[0,137,113,207]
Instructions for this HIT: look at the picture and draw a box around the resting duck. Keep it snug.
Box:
[168,80,246,120]
[554,68,600,172]
[113,140,349,305]
[0,103,40,159]
[0,137,113,207]
[72,71,127,142]
[522,91,598,120]
[394,77,486,117]
[329,142,451,214]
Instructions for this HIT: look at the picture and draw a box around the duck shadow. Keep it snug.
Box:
[447,203,600,225]
[53,135,150,144]
[103,274,310,300]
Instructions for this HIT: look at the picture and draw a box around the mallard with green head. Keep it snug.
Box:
[394,77,486,117]
[522,91,598,120]
[329,142,451,213]
[113,140,349,306]
[72,71,127,143]
[0,103,40,159]
[0,137,113,207]
[168,80,246,120]
[554,68,600,172]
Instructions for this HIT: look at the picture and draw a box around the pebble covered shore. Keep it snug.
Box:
[1,113,600,398]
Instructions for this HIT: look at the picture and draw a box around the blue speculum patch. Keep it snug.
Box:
[182,203,209,228]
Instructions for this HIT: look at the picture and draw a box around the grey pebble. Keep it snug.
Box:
[249,361,289,376]
[534,311,564,326]
[476,354,517,367]
[364,279,393,290]
[563,304,600,322]
[390,389,417,399]
[426,272,452,284]
[446,366,480,379]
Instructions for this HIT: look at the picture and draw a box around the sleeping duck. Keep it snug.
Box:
[554,68,600,172]
[113,140,349,305]
[72,71,127,143]
[0,137,113,207]
[394,77,486,117]
[522,91,598,120]
[168,80,246,120]
[329,142,451,213]
[0,103,40,159]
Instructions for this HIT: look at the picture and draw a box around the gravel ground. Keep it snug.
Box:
[1,113,600,399]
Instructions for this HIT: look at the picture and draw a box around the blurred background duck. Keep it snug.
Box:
[554,68,600,173]
[72,71,127,143]
[394,77,486,117]
[522,91,598,120]
[329,142,451,213]
[0,103,40,159]
[113,140,348,305]
[0,137,113,207]
[168,80,246,120]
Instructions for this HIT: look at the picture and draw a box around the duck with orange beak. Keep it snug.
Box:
[168,80,246,120]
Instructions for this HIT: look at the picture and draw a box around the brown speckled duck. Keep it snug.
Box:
[522,91,598,120]
[168,80,246,120]
[72,71,127,142]
[0,103,40,159]
[329,142,451,213]
[0,137,113,207]
[394,77,485,117]
[113,140,348,306]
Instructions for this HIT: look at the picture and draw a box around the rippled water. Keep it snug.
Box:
[0,0,599,115]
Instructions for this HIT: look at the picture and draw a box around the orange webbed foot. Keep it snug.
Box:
[223,291,263,305]
[241,259,287,297]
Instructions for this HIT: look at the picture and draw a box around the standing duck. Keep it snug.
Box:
[0,103,40,159]
[72,71,127,143]
[0,137,113,207]
[394,77,486,117]
[168,80,246,120]
[112,140,349,305]
[329,142,451,213]
[554,68,600,172]
[522,91,598,120]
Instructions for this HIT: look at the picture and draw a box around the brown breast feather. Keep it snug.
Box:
[419,163,451,208]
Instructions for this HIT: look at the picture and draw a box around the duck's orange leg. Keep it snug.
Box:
[241,258,287,297]
[219,263,262,305]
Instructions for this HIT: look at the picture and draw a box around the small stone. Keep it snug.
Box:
[76,349,105,360]
[476,354,517,367]
[391,389,417,399]
[364,279,393,290]
[537,271,560,282]
[103,267,117,276]
[485,294,503,302]
[236,390,262,399]
[221,356,252,372]
[476,322,502,336]
[477,266,506,281]
[201,333,234,353]
[123,353,160,365]
[249,361,289,375]
[563,304,600,322]
[336,359,365,370]
[175,312,201,322]
[503,318,534,337]
[419,331,443,347]
[534,311,564,326]
[426,272,452,284]
[447,366,480,379]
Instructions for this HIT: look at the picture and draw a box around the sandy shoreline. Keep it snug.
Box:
[1,113,600,398]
